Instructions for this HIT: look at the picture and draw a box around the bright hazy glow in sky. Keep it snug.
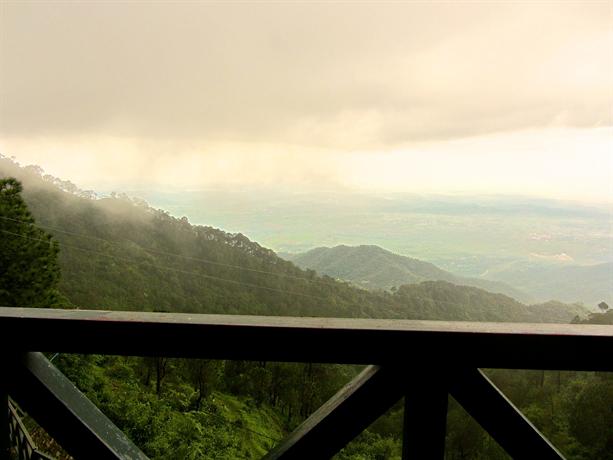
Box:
[0,2,611,202]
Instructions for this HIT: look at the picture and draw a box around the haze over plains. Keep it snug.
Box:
[0,2,611,202]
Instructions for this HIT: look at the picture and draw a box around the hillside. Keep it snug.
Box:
[391,281,587,323]
[482,260,613,308]
[0,155,584,324]
[284,245,531,302]
[0,156,603,460]
[138,190,612,272]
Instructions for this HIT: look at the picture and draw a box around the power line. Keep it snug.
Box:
[0,215,339,287]
[1,227,520,312]
[0,219,531,311]
[0,216,520,306]
[0,229,332,302]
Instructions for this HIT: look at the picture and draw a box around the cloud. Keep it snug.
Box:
[1,3,611,202]
[0,135,344,190]
[2,126,611,204]
[0,2,610,147]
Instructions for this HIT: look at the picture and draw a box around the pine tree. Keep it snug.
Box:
[0,178,62,307]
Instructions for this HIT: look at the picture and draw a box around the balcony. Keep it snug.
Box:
[1,307,611,459]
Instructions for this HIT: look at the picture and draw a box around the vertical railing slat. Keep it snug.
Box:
[402,374,448,459]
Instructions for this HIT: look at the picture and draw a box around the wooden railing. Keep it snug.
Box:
[7,400,55,460]
[0,307,611,460]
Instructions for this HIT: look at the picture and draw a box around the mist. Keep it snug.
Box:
[1,2,611,202]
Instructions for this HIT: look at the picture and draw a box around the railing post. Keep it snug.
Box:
[402,373,448,460]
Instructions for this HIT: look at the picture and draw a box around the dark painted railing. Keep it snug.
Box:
[7,400,55,460]
[1,307,612,460]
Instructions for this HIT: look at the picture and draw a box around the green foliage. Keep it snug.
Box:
[54,355,285,459]
[567,375,613,459]
[287,244,530,302]
[335,430,401,460]
[2,158,610,459]
[0,156,584,323]
[391,281,584,323]
[141,188,612,288]
[0,177,64,307]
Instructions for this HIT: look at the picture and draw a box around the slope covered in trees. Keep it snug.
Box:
[1,156,609,459]
[0,156,585,324]
[285,245,530,301]
[0,177,63,307]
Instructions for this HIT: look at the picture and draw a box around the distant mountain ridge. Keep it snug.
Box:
[283,245,532,302]
[482,260,613,307]
[1,155,585,324]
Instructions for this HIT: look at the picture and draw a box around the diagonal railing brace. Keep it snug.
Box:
[264,365,406,459]
[450,368,565,460]
[6,352,148,460]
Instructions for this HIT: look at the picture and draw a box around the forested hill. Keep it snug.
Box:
[284,245,530,301]
[0,156,586,323]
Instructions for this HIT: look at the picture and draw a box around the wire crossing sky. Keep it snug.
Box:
[0,2,611,202]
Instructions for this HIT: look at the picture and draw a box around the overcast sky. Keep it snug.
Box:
[0,1,611,202]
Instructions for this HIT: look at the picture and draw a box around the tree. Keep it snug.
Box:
[598,301,609,312]
[0,178,62,307]
[568,377,613,459]
[184,359,222,410]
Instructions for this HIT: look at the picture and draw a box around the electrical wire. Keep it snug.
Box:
[0,229,333,302]
[0,215,342,287]
[0,219,528,310]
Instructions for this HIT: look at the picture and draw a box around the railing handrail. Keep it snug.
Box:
[1,307,611,371]
[2,307,612,335]
[2,307,612,460]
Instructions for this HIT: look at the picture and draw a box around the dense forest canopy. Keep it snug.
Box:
[1,155,610,460]
[1,2,611,458]
[0,177,62,307]
[285,244,531,300]
[0,155,588,323]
